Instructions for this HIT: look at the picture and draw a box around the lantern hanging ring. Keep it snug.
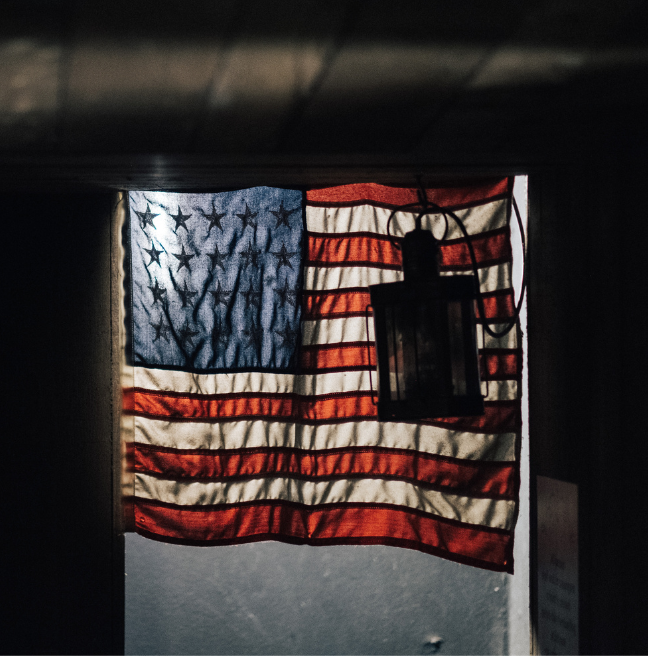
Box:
[386,204,449,249]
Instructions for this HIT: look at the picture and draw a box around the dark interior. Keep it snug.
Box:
[2,1,647,653]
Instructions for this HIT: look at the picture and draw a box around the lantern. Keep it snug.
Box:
[369,223,484,421]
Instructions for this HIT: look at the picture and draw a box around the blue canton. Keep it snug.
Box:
[129,187,304,372]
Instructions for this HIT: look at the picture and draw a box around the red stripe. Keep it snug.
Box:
[126,388,519,431]
[306,227,511,270]
[130,389,376,423]
[299,343,520,381]
[134,445,516,499]
[303,287,371,320]
[134,499,513,572]
[441,227,512,270]
[306,179,510,212]
[300,342,376,372]
[480,349,521,380]
[425,401,519,432]
[307,232,400,269]
[303,287,515,321]
[475,289,516,322]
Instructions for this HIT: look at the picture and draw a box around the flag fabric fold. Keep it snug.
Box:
[124,178,521,572]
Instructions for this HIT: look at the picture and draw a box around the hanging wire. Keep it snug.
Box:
[385,177,527,338]
[481,321,490,399]
[365,304,378,405]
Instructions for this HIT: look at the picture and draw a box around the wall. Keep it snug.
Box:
[3,193,123,654]
[126,537,511,655]
[528,164,648,655]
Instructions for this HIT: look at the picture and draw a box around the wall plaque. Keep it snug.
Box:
[536,476,578,655]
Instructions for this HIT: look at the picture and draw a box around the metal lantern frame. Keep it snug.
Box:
[366,186,526,422]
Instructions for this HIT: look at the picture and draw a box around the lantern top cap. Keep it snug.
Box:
[402,225,440,284]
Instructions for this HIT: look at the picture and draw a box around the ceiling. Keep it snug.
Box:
[2,0,647,188]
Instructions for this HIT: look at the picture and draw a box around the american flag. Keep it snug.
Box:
[123,178,521,572]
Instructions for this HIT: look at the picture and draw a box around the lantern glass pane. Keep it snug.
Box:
[370,273,484,420]
[385,305,399,400]
[393,305,408,400]
[414,300,450,401]
[464,298,481,398]
[448,300,467,396]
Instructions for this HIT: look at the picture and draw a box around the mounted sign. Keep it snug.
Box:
[536,476,579,655]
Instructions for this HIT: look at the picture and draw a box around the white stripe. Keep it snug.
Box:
[482,379,518,402]
[302,316,373,345]
[471,262,512,294]
[134,417,517,461]
[135,473,515,530]
[304,263,511,294]
[477,323,518,350]
[135,367,373,397]
[305,198,508,239]
[134,366,516,401]
[302,315,517,349]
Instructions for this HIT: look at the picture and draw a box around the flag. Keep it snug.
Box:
[123,178,521,572]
